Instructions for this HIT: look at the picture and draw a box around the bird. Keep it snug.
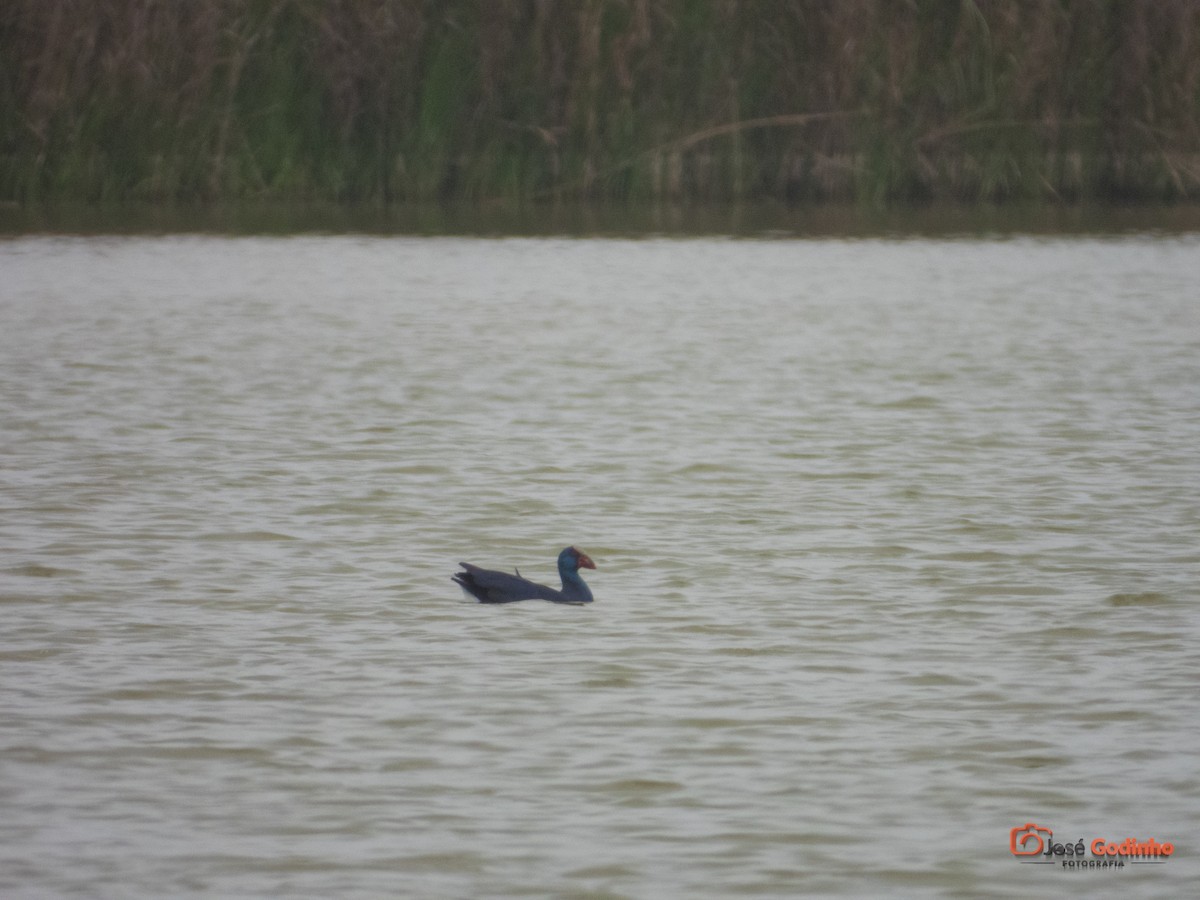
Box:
[453,546,597,604]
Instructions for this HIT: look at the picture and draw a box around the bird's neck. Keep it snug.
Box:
[559,566,593,602]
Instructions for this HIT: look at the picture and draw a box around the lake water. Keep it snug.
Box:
[1,231,1197,898]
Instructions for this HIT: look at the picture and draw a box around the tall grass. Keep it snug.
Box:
[2,0,1198,204]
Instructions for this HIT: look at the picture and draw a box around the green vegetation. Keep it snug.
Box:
[2,0,1198,205]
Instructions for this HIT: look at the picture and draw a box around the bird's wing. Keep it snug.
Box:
[456,563,561,603]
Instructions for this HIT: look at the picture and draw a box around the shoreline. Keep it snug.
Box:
[5,200,1200,239]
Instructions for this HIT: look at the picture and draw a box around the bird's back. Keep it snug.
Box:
[453,562,562,603]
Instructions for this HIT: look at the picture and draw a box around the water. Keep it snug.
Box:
[1,233,1198,898]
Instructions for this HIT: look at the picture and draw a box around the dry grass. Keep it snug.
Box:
[2,0,1198,203]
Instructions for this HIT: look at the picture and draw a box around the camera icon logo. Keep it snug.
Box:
[1010,822,1053,856]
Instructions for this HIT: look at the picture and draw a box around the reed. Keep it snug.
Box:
[2,0,1198,204]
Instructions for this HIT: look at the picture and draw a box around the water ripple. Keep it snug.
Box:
[1,234,1197,898]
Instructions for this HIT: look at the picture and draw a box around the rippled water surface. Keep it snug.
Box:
[2,234,1198,898]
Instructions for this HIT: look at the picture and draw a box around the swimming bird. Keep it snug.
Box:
[453,546,597,604]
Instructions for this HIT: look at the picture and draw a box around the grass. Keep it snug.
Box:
[2,0,1198,205]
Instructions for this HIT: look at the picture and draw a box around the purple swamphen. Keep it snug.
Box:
[453,546,597,604]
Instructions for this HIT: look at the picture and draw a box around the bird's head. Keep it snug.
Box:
[560,546,596,571]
